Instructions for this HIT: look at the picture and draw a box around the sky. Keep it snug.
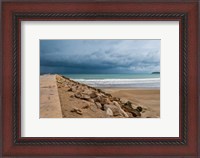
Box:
[40,40,160,74]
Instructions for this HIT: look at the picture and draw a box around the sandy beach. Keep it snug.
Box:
[103,88,160,118]
[40,75,160,118]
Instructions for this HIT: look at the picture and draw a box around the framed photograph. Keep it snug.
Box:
[1,0,199,157]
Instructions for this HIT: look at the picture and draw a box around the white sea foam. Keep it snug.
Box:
[73,78,160,88]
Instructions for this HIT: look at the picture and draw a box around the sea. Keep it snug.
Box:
[62,74,160,89]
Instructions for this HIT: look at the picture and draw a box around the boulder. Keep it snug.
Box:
[126,112,134,118]
[120,98,129,104]
[86,98,94,103]
[112,101,129,117]
[97,88,104,93]
[93,96,101,102]
[56,75,147,118]
[74,92,82,98]
[137,106,143,112]
[104,93,112,97]
[104,104,122,116]
[106,108,113,116]
[95,102,102,109]
[89,91,98,98]
[82,94,90,100]
[68,86,77,92]
[82,88,91,94]
[121,101,142,117]
[82,103,90,109]
[122,101,134,111]
[70,107,82,115]
[56,76,65,82]
[99,97,111,105]
[71,86,77,92]
[113,101,121,108]
[119,109,129,118]
[57,80,63,84]
[125,101,132,106]
[113,97,120,101]
[76,86,83,92]
[130,109,141,117]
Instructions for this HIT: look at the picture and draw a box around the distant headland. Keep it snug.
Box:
[152,72,160,74]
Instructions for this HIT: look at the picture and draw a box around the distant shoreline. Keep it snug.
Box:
[40,74,160,89]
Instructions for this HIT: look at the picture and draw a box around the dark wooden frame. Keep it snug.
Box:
[1,0,199,157]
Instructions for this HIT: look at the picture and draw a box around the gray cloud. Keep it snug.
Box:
[40,40,160,74]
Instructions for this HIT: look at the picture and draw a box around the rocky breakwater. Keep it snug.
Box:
[56,75,144,118]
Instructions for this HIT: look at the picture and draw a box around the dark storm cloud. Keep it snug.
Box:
[40,40,160,74]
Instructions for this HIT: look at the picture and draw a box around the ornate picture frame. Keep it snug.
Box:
[1,1,199,157]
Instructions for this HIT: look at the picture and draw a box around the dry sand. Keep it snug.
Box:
[40,75,160,118]
[103,88,160,118]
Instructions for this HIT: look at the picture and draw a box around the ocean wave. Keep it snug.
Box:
[73,78,160,88]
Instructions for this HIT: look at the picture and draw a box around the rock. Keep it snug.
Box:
[104,104,122,116]
[70,108,82,115]
[57,80,62,84]
[83,89,91,94]
[106,108,113,116]
[121,101,142,117]
[60,75,70,80]
[86,98,94,103]
[130,109,141,117]
[137,106,143,112]
[93,96,101,102]
[75,92,92,101]
[64,86,70,92]
[56,75,146,118]
[126,112,134,117]
[82,94,90,100]
[104,93,112,97]
[74,92,82,98]
[120,98,129,104]
[119,109,129,118]
[82,103,90,109]
[71,86,77,92]
[99,97,111,105]
[68,88,72,91]
[122,101,134,111]
[97,89,103,93]
[56,76,65,82]
[75,86,81,91]
[95,102,102,109]
[113,101,129,117]
[72,83,76,86]
[113,101,121,108]
[125,101,132,106]
[89,91,98,98]
[89,104,98,112]
[113,97,120,101]
[94,96,109,104]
